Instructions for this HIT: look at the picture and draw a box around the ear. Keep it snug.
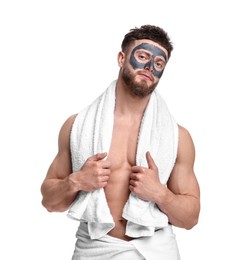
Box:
[117,51,125,67]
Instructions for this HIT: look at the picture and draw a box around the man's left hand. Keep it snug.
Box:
[129,151,163,201]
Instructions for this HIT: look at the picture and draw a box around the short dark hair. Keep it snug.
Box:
[121,25,173,59]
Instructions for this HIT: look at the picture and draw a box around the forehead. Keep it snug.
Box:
[128,39,168,58]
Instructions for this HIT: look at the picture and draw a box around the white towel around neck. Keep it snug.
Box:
[67,80,178,239]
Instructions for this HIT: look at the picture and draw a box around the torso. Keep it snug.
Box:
[104,114,141,241]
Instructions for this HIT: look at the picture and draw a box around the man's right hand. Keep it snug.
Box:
[70,152,111,192]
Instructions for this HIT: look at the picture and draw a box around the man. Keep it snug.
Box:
[41,25,200,260]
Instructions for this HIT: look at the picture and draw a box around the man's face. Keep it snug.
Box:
[130,42,167,78]
[120,40,168,97]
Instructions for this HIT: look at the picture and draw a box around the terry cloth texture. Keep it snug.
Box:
[68,80,178,239]
[72,222,180,260]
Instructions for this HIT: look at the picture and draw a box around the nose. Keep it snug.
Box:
[144,61,154,72]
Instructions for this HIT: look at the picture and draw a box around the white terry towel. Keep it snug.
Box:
[72,222,146,260]
[68,80,178,239]
[72,222,180,260]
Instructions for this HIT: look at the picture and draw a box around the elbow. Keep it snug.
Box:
[184,216,199,230]
[41,199,68,213]
[170,214,199,230]
[185,201,200,229]
[41,198,54,212]
[184,207,200,229]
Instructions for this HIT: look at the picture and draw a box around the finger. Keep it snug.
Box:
[132,166,145,173]
[101,160,111,169]
[129,173,139,180]
[129,179,137,186]
[146,151,158,170]
[100,175,110,182]
[101,169,111,176]
[88,152,107,161]
[129,185,134,193]
[98,180,108,189]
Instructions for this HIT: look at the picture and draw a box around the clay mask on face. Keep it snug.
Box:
[130,43,167,78]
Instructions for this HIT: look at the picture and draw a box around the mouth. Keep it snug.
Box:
[138,72,154,81]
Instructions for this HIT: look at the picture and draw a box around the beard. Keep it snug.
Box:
[121,67,158,98]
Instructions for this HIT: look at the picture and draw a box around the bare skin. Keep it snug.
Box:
[41,39,200,241]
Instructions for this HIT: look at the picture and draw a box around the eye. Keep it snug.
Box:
[154,58,165,71]
[134,50,151,63]
[138,53,147,60]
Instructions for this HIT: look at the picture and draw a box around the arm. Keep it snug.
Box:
[41,114,111,212]
[156,125,200,229]
[129,125,200,229]
[41,114,78,212]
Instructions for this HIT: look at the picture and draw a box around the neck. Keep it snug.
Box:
[115,80,151,117]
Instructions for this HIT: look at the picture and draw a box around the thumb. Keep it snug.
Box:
[146,151,158,171]
[88,152,107,161]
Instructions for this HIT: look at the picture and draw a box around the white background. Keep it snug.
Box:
[1,0,245,259]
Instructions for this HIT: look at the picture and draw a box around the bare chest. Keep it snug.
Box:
[104,116,141,217]
[108,117,140,172]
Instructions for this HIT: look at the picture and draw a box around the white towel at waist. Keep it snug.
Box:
[73,222,180,260]
[67,80,178,239]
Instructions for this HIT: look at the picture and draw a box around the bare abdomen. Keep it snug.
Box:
[107,218,133,241]
[104,174,132,241]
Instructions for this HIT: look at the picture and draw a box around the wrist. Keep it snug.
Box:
[67,172,81,193]
[154,185,168,205]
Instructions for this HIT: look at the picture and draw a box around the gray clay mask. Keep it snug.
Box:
[129,43,167,78]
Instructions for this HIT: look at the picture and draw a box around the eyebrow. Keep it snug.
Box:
[133,43,167,61]
[136,49,166,62]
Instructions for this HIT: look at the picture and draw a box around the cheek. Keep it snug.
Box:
[153,69,164,78]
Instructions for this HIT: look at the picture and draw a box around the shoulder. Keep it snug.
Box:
[176,124,195,163]
[60,114,77,134]
[178,124,194,142]
[58,114,77,147]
